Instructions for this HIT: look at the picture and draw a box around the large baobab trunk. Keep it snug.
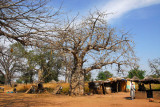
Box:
[4,70,11,85]
[65,70,71,83]
[4,75,9,85]
[38,69,43,82]
[70,66,85,96]
[4,74,11,85]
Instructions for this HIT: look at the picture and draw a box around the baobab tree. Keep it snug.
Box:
[0,45,24,85]
[48,11,137,95]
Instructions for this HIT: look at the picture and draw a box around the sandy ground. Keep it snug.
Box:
[0,92,160,107]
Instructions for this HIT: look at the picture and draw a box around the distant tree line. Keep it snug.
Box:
[0,43,64,85]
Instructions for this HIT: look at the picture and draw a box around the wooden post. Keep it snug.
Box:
[117,82,119,92]
[102,83,106,95]
[149,83,151,90]
[148,83,153,100]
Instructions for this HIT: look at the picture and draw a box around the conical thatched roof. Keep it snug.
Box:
[132,76,140,80]
[130,76,140,82]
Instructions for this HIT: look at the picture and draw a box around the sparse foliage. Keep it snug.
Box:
[149,58,160,77]
[45,11,137,95]
[33,48,63,83]
[0,0,61,46]
[9,43,37,84]
[0,45,25,85]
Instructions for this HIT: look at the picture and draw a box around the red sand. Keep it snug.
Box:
[0,92,160,107]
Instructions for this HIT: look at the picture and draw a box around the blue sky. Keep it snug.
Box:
[53,0,160,78]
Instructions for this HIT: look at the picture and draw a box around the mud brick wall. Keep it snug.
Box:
[135,91,160,99]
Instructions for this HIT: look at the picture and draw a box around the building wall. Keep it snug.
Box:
[120,81,127,92]
[135,91,160,99]
[126,81,135,91]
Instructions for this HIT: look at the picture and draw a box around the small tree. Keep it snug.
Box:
[104,71,113,79]
[128,68,146,79]
[97,72,106,80]
[149,58,160,77]
[33,48,63,83]
[97,71,113,80]
[19,68,36,84]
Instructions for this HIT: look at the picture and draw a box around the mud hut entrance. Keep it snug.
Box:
[109,80,127,92]
[88,78,128,94]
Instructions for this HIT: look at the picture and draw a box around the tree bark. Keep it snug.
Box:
[65,70,71,83]
[4,74,11,85]
[69,67,84,96]
[38,69,43,82]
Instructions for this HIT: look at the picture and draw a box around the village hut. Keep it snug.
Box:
[126,76,138,92]
[141,77,160,84]
[88,80,104,94]
[88,77,128,94]
[104,77,127,93]
[135,76,160,99]
[131,76,140,82]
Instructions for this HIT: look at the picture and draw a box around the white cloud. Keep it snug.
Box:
[101,0,160,20]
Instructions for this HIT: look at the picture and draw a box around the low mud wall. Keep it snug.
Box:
[135,91,160,99]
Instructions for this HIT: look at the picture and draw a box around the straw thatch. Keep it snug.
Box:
[141,76,160,84]
[130,76,140,82]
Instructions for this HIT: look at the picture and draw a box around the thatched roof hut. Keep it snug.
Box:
[141,77,160,84]
[130,76,140,82]
[125,76,160,84]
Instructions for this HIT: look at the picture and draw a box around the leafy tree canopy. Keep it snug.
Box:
[128,68,146,79]
[96,71,113,80]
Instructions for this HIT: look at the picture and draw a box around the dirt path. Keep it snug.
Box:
[0,92,160,107]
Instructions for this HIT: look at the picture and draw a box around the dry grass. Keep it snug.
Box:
[43,83,70,93]
[16,84,33,92]
[1,85,13,92]
[1,84,34,93]
[1,82,90,94]
[2,83,71,94]
[144,84,160,90]
[135,83,160,90]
